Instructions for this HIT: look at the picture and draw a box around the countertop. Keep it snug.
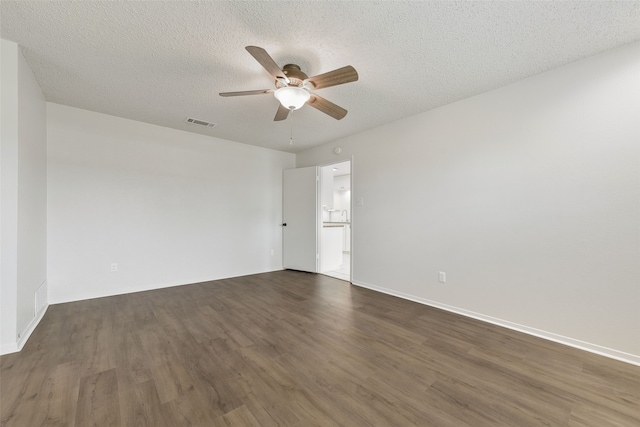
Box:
[323,222,350,227]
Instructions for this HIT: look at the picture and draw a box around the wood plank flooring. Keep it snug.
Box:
[1,270,638,426]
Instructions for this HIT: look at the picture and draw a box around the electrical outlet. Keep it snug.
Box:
[111,263,118,272]
[439,271,446,283]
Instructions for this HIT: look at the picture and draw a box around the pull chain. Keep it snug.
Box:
[289,109,294,145]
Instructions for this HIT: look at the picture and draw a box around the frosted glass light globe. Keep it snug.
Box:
[274,87,311,110]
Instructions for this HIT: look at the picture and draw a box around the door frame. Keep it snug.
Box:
[317,156,353,283]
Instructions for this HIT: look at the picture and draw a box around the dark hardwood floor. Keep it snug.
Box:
[1,270,638,426]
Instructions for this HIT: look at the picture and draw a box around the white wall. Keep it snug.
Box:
[47,104,294,303]
[1,39,20,352]
[17,42,47,338]
[297,42,640,363]
[1,39,47,354]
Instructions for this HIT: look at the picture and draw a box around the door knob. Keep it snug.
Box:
[282,223,287,226]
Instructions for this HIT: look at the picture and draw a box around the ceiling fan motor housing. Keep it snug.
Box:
[277,64,309,88]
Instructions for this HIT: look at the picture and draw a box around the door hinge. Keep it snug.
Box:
[316,175,320,181]
[316,254,320,259]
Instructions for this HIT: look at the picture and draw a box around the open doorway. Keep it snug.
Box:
[319,161,351,282]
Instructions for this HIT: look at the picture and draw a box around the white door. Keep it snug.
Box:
[283,166,319,272]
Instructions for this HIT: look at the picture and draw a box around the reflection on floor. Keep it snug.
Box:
[323,252,350,282]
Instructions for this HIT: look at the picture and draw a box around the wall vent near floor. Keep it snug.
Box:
[185,117,216,128]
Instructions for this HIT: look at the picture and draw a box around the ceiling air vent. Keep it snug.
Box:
[185,117,216,128]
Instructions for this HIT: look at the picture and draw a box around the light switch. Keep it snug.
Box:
[356,197,364,206]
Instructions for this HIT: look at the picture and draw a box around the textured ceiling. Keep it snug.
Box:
[2,1,639,153]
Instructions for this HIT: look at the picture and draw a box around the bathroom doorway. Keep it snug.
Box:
[319,161,351,282]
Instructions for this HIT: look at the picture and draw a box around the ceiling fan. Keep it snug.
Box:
[220,46,358,121]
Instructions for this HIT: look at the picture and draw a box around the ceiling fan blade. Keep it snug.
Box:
[306,65,358,90]
[245,46,289,83]
[219,89,273,97]
[274,104,290,121]
[307,94,348,120]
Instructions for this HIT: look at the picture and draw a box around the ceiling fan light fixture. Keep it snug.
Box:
[274,86,310,110]
[220,46,357,121]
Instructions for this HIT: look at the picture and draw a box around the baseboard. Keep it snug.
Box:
[351,280,640,367]
[48,268,286,305]
[4,269,291,355]
[0,342,19,355]
[0,303,49,356]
